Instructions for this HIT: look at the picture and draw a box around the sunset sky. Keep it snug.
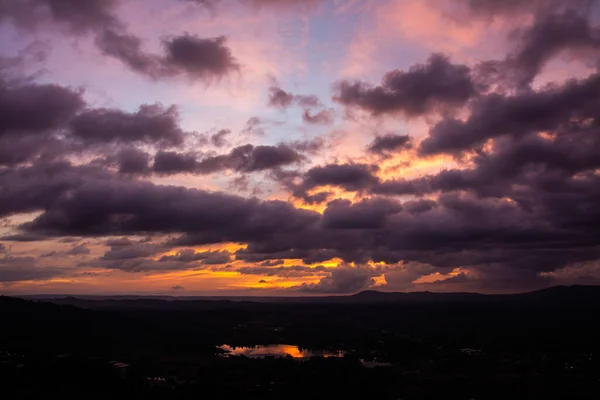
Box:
[1,0,600,295]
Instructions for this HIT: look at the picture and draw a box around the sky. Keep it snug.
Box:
[1,0,600,296]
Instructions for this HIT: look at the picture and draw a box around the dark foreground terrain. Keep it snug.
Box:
[2,286,600,399]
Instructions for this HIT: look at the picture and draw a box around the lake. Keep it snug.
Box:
[217,344,345,359]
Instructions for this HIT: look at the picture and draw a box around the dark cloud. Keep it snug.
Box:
[0,81,84,135]
[241,117,265,136]
[0,134,65,166]
[160,249,231,264]
[150,144,303,175]
[267,86,294,108]
[298,264,380,293]
[372,178,431,197]
[4,0,600,291]
[172,284,184,290]
[185,0,322,12]
[0,0,119,33]
[367,134,412,155]
[161,34,238,80]
[0,78,85,166]
[66,244,90,256]
[101,243,164,261]
[70,104,185,146]
[114,147,151,174]
[153,151,199,174]
[382,262,439,291]
[1,2,238,82]
[509,9,600,89]
[0,254,64,282]
[237,264,326,278]
[259,259,284,266]
[475,7,600,90]
[95,28,162,77]
[96,31,239,81]
[0,232,51,242]
[301,163,380,192]
[88,257,190,272]
[267,86,321,109]
[463,0,592,18]
[104,238,134,247]
[323,198,402,230]
[8,165,320,249]
[211,129,230,147]
[196,144,303,173]
[0,265,63,283]
[302,108,334,125]
[419,72,600,155]
[0,162,114,217]
[403,199,437,215]
[284,137,325,154]
[0,78,192,167]
[38,0,119,32]
[335,54,476,117]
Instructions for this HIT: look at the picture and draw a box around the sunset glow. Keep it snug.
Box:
[2,0,600,295]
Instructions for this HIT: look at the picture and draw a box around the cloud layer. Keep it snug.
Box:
[2,0,600,294]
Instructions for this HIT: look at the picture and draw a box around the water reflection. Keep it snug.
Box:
[218,344,344,359]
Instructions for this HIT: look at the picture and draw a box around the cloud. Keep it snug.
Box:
[160,249,231,264]
[196,144,304,173]
[383,262,439,291]
[419,72,600,155]
[3,0,600,292]
[298,264,380,293]
[70,104,186,146]
[267,85,321,109]
[151,144,303,175]
[300,163,380,192]
[9,164,319,248]
[172,284,185,290]
[105,238,135,247]
[0,1,239,82]
[323,198,402,230]
[95,28,163,77]
[210,129,231,147]
[509,9,600,89]
[0,0,120,34]
[259,259,284,266]
[153,151,199,174]
[185,0,322,12]
[0,77,192,167]
[367,134,412,155]
[102,244,164,261]
[0,81,84,136]
[474,6,600,89]
[96,31,239,81]
[237,264,326,278]
[335,53,476,117]
[302,108,334,125]
[66,245,91,256]
[284,137,325,154]
[462,0,590,18]
[161,34,238,80]
[0,255,63,282]
[113,147,151,174]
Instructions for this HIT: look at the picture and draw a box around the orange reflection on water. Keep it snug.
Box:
[218,344,344,359]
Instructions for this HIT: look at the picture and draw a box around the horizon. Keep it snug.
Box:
[8,284,598,299]
[2,0,600,296]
